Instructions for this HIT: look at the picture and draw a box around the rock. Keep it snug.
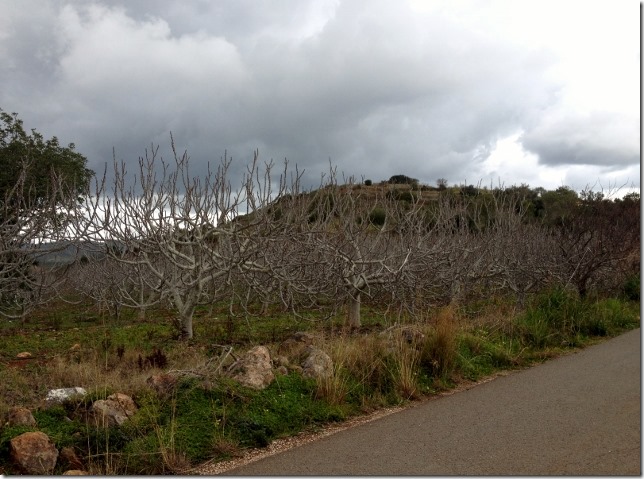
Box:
[15,352,32,359]
[301,346,333,379]
[59,446,84,471]
[10,431,59,475]
[46,387,87,406]
[227,346,275,390]
[6,407,36,427]
[63,470,88,475]
[69,343,81,352]
[89,393,137,427]
[147,373,178,394]
[277,331,315,356]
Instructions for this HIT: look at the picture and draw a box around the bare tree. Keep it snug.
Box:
[268,173,425,329]
[82,143,294,339]
[553,187,640,297]
[466,190,559,304]
[71,141,639,341]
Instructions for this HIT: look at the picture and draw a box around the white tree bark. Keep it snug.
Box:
[80,144,297,339]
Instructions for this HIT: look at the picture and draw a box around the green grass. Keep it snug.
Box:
[517,288,640,349]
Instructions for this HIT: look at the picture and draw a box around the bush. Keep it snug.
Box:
[622,274,640,301]
[460,184,478,197]
[368,208,386,226]
[386,190,416,203]
[364,179,372,186]
[388,174,418,185]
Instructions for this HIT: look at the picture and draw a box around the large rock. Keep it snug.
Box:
[6,406,36,427]
[89,393,137,427]
[45,387,87,406]
[10,431,59,475]
[228,346,275,390]
[301,346,333,379]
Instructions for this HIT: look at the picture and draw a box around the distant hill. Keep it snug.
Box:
[28,241,113,267]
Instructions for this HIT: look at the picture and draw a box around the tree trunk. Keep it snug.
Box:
[347,292,361,329]
[179,314,194,339]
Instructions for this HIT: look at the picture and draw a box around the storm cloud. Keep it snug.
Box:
[0,0,639,192]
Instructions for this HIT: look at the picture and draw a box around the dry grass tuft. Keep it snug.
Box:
[47,354,155,396]
[388,333,421,399]
[315,334,389,405]
[420,305,459,379]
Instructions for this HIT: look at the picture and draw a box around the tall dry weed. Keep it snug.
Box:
[420,306,459,379]
[315,334,388,404]
[47,353,152,395]
[388,333,421,399]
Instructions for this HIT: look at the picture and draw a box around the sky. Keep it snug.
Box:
[0,0,640,195]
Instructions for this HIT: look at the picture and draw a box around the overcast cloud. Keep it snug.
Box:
[0,0,639,193]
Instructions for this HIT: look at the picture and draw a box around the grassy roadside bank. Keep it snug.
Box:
[0,287,640,475]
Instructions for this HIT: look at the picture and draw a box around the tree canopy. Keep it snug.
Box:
[0,109,93,210]
[388,174,418,185]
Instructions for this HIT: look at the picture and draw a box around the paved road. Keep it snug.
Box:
[228,329,641,475]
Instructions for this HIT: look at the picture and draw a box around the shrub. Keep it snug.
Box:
[388,174,418,185]
[460,184,478,197]
[622,274,640,301]
[368,208,387,226]
[385,190,416,203]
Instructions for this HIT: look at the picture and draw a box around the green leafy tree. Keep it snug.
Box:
[539,186,578,227]
[0,109,93,211]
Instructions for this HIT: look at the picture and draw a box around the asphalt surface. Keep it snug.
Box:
[227,329,641,475]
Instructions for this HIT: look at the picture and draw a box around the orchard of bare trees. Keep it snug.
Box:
[1,142,640,340]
